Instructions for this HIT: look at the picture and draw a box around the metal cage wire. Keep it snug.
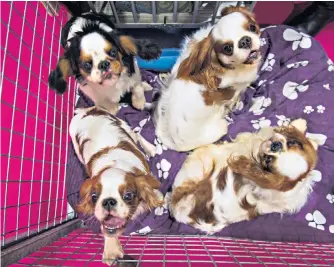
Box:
[1,1,77,248]
[1,1,334,267]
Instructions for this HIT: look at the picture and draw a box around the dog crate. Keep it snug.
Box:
[1,1,334,267]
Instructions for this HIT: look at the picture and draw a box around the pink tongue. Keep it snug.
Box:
[104,216,126,227]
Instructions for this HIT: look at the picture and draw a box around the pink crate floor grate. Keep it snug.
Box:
[9,228,334,267]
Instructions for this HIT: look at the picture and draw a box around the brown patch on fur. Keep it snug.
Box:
[124,172,162,210]
[110,60,122,74]
[117,141,150,173]
[172,161,217,225]
[104,42,112,53]
[79,138,91,159]
[80,50,93,62]
[202,86,235,105]
[240,196,258,220]
[119,36,137,55]
[58,58,71,79]
[86,146,114,177]
[243,21,261,35]
[233,172,244,193]
[216,167,228,191]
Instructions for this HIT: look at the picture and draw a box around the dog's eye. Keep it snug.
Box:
[123,192,134,202]
[222,44,233,56]
[91,193,98,203]
[249,24,257,33]
[109,50,117,58]
[83,62,92,70]
[287,140,302,148]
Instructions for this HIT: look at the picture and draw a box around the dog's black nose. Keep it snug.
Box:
[238,36,252,49]
[102,198,117,211]
[270,141,283,152]
[99,60,110,71]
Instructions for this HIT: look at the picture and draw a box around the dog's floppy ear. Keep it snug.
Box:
[76,178,96,215]
[177,36,214,78]
[48,57,72,94]
[135,174,163,210]
[228,156,296,192]
[119,36,162,60]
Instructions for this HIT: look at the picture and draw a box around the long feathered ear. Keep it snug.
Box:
[228,156,296,192]
[76,178,96,215]
[135,174,163,210]
[48,57,72,94]
[177,36,214,78]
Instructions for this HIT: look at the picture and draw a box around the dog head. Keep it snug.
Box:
[48,14,161,94]
[178,6,261,89]
[76,166,161,236]
[228,119,318,192]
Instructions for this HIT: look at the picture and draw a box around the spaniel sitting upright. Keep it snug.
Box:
[49,13,161,114]
[69,106,162,265]
[154,6,261,151]
[170,119,318,234]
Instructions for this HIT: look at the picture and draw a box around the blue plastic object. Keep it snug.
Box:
[136,48,180,72]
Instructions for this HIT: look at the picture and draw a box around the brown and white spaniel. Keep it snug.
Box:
[69,106,162,265]
[169,119,318,234]
[154,6,262,151]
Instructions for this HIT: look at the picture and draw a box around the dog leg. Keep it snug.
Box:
[136,134,156,157]
[132,84,146,110]
[142,81,153,91]
[102,236,124,266]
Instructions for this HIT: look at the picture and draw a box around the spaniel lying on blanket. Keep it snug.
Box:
[170,119,318,234]
[69,106,162,265]
[154,6,262,151]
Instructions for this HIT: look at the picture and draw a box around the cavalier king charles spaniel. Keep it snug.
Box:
[49,13,161,114]
[69,106,162,265]
[154,6,262,151]
[169,119,318,234]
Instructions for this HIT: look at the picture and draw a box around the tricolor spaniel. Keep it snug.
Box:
[170,119,318,234]
[154,6,261,151]
[69,106,162,265]
[49,13,161,114]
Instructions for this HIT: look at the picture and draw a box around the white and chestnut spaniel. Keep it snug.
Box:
[69,106,162,265]
[170,119,318,234]
[154,6,262,151]
[49,13,161,114]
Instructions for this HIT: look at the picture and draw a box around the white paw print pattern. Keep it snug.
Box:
[330,225,334,234]
[323,84,330,90]
[282,80,309,100]
[133,117,151,133]
[249,96,272,116]
[326,194,334,204]
[261,53,275,71]
[118,103,129,110]
[130,226,152,235]
[287,60,309,69]
[276,115,291,126]
[156,159,171,179]
[235,101,244,111]
[251,117,271,130]
[154,137,167,155]
[305,210,326,231]
[283,28,312,51]
[260,25,277,32]
[303,105,314,114]
[317,105,325,113]
[258,80,267,86]
[225,115,234,125]
[328,59,334,72]
[260,38,266,46]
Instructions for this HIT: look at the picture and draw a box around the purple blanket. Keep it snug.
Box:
[66,26,334,242]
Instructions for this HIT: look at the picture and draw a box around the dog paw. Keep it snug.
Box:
[142,82,153,91]
[102,251,124,266]
[132,95,146,110]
